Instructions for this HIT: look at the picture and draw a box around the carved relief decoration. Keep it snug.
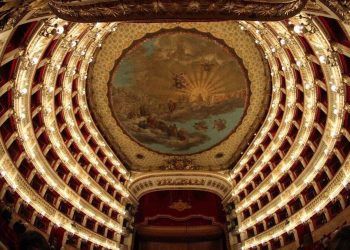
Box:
[320,0,350,23]
[169,200,192,212]
[0,0,48,32]
[129,172,232,201]
[161,157,198,171]
[48,0,308,22]
[140,214,220,226]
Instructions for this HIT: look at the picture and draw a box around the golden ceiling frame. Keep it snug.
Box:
[48,0,308,23]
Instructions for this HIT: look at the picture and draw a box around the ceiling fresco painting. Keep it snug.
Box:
[88,22,270,171]
[109,30,249,155]
[2,1,350,250]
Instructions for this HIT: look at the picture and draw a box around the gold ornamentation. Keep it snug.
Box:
[157,178,206,186]
[0,0,48,32]
[49,0,307,23]
[162,157,198,170]
[129,173,232,200]
[169,200,192,212]
[320,0,350,24]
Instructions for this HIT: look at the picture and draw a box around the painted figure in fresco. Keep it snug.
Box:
[167,124,178,137]
[177,129,189,141]
[213,119,227,131]
[201,61,215,72]
[168,100,177,113]
[172,73,188,89]
[158,121,169,133]
[147,116,159,129]
[193,121,208,131]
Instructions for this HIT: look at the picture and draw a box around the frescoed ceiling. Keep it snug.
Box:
[87,22,271,171]
[1,1,350,250]
[109,29,249,155]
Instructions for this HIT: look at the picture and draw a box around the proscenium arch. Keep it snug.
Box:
[128,172,233,203]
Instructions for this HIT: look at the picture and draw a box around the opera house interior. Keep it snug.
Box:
[1,0,350,250]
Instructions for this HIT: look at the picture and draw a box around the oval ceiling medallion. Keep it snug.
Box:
[108,29,249,155]
[88,22,270,171]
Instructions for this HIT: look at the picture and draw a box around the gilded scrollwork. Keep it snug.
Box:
[157,178,206,186]
[161,157,198,171]
[0,0,48,32]
[48,0,307,23]
[169,200,192,212]
[320,0,350,23]
[129,173,232,200]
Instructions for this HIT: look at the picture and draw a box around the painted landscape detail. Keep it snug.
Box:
[110,30,248,154]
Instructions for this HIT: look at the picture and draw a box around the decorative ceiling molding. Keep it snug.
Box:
[128,171,232,201]
[0,0,49,32]
[48,0,308,23]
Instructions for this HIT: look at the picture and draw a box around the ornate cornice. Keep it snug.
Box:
[141,214,217,226]
[48,0,307,23]
[0,0,48,32]
[128,171,232,202]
